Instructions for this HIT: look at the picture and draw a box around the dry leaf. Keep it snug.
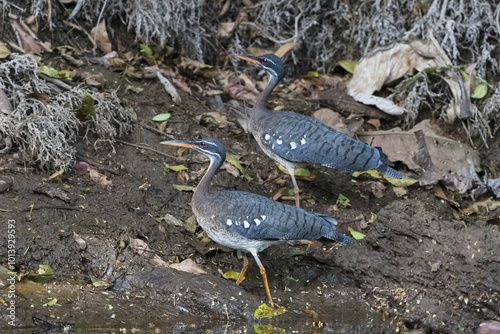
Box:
[90,20,112,53]
[224,83,259,103]
[357,120,479,174]
[274,42,298,57]
[0,41,11,59]
[169,259,207,275]
[313,108,353,136]
[73,232,87,250]
[348,32,472,119]
[157,71,181,104]
[33,186,78,204]
[89,169,112,188]
[129,238,169,267]
[11,19,45,54]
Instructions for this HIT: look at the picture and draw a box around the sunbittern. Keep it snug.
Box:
[234,54,402,207]
[161,137,353,308]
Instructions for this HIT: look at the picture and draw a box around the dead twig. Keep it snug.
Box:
[117,140,185,161]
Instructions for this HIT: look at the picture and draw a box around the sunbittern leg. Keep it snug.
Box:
[236,254,249,285]
[288,168,301,208]
[250,251,278,308]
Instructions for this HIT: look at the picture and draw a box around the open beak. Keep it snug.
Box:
[160,139,195,149]
[233,54,260,65]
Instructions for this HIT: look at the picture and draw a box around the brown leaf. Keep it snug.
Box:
[313,108,353,136]
[129,238,169,267]
[275,42,298,58]
[89,169,112,188]
[11,19,45,54]
[90,20,112,53]
[224,83,259,103]
[357,120,480,177]
[169,258,207,275]
[33,186,78,204]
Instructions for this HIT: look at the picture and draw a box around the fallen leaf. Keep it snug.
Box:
[42,168,65,181]
[72,95,96,121]
[465,199,500,215]
[88,169,112,188]
[46,298,58,306]
[348,227,366,240]
[274,42,298,57]
[336,193,351,208]
[73,232,87,250]
[163,163,187,172]
[0,41,11,59]
[337,59,357,74]
[276,164,312,178]
[33,186,78,204]
[129,238,169,267]
[157,71,181,104]
[90,20,112,53]
[222,270,243,281]
[471,83,488,99]
[312,108,353,136]
[429,260,442,272]
[357,120,480,183]
[152,113,172,122]
[254,303,287,319]
[11,19,45,54]
[226,154,253,181]
[224,83,259,103]
[173,184,196,192]
[169,259,207,275]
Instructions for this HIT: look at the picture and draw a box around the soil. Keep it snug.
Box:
[1,60,499,334]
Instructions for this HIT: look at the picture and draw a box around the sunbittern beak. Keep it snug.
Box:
[233,54,260,65]
[160,140,194,149]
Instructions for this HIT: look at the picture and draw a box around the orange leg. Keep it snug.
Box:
[250,251,278,308]
[236,254,248,285]
[257,263,277,308]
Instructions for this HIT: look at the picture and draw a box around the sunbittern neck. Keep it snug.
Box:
[253,74,280,115]
[193,156,220,205]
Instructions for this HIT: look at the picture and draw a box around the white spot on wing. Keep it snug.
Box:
[290,142,297,149]
[261,215,267,220]
[300,138,306,145]
[254,218,261,226]
[276,139,283,145]
[264,134,270,141]
[226,219,232,226]
[243,220,250,228]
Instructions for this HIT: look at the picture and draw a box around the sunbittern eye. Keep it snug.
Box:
[260,57,267,64]
[199,141,207,148]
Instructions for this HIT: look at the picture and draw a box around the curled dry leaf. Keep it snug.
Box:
[33,186,78,204]
[129,238,169,267]
[11,19,45,54]
[89,169,112,188]
[224,83,259,103]
[73,232,87,250]
[157,71,181,104]
[274,42,298,58]
[71,71,105,87]
[90,20,112,54]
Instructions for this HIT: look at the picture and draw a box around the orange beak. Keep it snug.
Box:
[233,54,260,65]
[160,140,195,149]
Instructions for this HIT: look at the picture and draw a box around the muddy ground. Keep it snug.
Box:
[1,59,499,334]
